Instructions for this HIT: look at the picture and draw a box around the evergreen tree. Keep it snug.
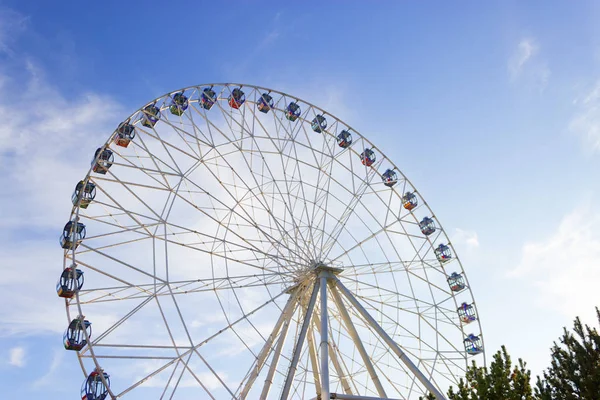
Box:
[447,345,534,400]
[535,307,600,400]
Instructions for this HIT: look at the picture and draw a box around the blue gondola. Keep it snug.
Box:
[141,104,160,128]
[92,148,114,175]
[114,121,135,148]
[64,316,92,351]
[81,369,110,400]
[311,115,327,133]
[285,102,301,121]
[170,92,189,116]
[382,169,398,187]
[464,334,483,355]
[458,302,477,324]
[434,243,452,262]
[447,272,466,292]
[200,87,217,110]
[257,93,274,113]
[71,181,96,209]
[361,148,376,166]
[60,220,86,250]
[228,88,245,109]
[56,267,84,298]
[419,217,436,236]
[337,130,352,148]
[402,192,418,211]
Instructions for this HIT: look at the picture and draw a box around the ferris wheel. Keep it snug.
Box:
[58,83,484,400]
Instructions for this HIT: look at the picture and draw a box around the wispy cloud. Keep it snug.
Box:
[0,58,122,336]
[508,39,537,78]
[569,80,600,153]
[510,203,600,324]
[222,11,283,77]
[8,346,26,367]
[452,228,479,248]
[508,38,551,91]
[258,11,282,50]
[257,30,280,51]
[32,350,64,388]
[0,8,29,56]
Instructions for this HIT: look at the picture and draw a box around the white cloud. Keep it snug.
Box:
[452,228,479,248]
[0,58,122,337]
[8,346,26,367]
[0,8,28,56]
[509,39,537,78]
[508,38,551,91]
[570,80,600,153]
[510,204,600,324]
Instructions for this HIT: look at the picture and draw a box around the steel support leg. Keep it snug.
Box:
[241,289,299,398]
[319,275,330,399]
[329,282,387,398]
[280,279,321,400]
[313,318,354,395]
[334,278,446,400]
[307,323,322,399]
[260,307,293,399]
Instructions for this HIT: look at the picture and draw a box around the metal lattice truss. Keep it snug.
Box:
[62,84,485,399]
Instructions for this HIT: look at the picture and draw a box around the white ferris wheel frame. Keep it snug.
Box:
[61,83,485,400]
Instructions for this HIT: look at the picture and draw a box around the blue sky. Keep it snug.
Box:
[1,0,600,398]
